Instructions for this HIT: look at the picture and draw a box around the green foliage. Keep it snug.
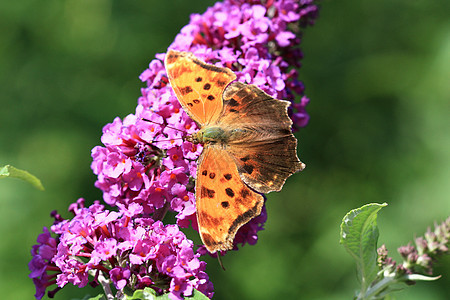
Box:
[0,165,44,190]
[126,288,165,300]
[341,204,446,300]
[85,294,106,300]
[340,203,387,293]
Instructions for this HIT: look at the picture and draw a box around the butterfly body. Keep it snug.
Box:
[188,126,229,145]
[189,125,257,146]
[165,50,305,253]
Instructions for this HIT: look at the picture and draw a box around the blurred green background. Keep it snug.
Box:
[1,0,449,299]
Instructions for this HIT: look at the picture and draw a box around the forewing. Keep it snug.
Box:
[219,82,305,193]
[195,146,264,253]
[165,50,236,125]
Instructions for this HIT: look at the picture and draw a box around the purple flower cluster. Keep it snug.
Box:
[30,0,319,298]
[91,112,199,228]
[29,227,60,299]
[29,199,213,300]
[93,0,318,248]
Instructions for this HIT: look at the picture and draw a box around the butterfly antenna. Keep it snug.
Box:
[141,118,189,144]
[217,252,226,271]
[141,118,187,134]
[152,137,185,143]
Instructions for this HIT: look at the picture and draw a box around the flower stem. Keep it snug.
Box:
[357,275,394,300]
[152,201,171,222]
[97,271,115,300]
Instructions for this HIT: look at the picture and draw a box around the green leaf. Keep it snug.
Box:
[340,203,387,292]
[125,287,210,300]
[84,294,107,300]
[0,165,44,190]
[189,289,210,300]
[126,288,159,300]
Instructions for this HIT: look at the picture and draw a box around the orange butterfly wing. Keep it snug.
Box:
[165,50,236,125]
[195,146,264,253]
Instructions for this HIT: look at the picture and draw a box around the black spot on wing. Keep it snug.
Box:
[225,188,234,198]
[228,98,239,107]
[180,86,193,95]
[165,51,182,65]
[224,173,232,180]
[242,164,254,174]
[240,188,251,199]
[201,186,215,198]
[209,172,216,179]
[240,155,250,162]
[203,83,211,90]
[217,80,227,87]
[221,201,230,208]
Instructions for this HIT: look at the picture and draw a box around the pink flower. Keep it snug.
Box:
[30,200,214,299]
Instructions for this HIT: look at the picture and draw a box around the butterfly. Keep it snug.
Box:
[164,49,305,253]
